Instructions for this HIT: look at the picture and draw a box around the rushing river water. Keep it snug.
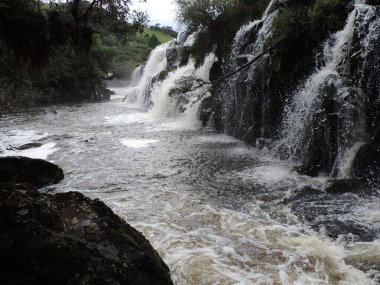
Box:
[1,92,379,284]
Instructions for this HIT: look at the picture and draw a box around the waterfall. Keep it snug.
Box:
[122,28,216,129]
[149,53,217,129]
[123,42,170,107]
[128,65,144,86]
[121,0,378,179]
[149,60,196,118]
[208,0,277,143]
[274,4,380,177]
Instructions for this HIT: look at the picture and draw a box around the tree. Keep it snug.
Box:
[148,34,160,48]
[0,0,149,109]
[68,0,147,27]
[176,0,238,30]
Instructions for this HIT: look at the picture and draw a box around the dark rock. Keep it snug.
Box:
[286,186,378,242]
[351,141,380,188]
[321,220,377,242]
[159,70,170,81]
[366,0,380,5]
[236,55,249,66]
[209,61,223,82]
[15,143,42,150]
[0,156,64,188]
[180,46,192,66]
[325,179,362,193]
[166,47,179,69]
[294,165,320,177]
[0,187,173,285]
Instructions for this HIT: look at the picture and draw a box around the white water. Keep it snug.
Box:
[149,52,217,130]
[275,4,379,177]
[123,43,170,107]
[1,1,378,283]
[120,138,159,149]
[0,130,58,160]
[128,65,144,86]
[149,60,196,119]
[1,96,378,285]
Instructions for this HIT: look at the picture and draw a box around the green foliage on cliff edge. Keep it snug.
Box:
[271,0,351,73]
[0,0,148,112]
[176,0,272,67]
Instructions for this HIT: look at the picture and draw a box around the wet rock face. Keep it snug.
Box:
[0,186,173,285]
[351,141,380,189]
[201,5,380,182]
[166,44,191,69]
[166,47,179,69]
[0,156,64,188]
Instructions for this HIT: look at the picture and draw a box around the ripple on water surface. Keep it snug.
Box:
[0,98,379,284]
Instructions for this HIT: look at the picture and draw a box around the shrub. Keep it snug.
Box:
[177,0,265,66]
[310,0,350,39]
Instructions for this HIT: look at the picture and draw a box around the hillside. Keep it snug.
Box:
[94,27,175,80]
[142,27,175,44]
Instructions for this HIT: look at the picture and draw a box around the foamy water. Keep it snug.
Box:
[1,95,378,284]
[121,138,160,148]
[0,129,58,160]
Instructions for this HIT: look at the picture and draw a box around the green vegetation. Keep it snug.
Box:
[149,24,178,38]
[0,0,151,112]
[90,26,175,80]
[0,0,177,112]
[175,0,271,66]
[143,27,175,43]
[271,0,350,73]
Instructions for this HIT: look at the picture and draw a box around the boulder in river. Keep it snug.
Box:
[0,156,173,284]
[0,186,173,285]
[0,156,64,188]
[15,142,43,150]
[325,179,362,194]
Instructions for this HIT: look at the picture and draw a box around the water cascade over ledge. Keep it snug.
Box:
[51,0,380,283]
[109,0,380,284]
[275,4,380,178]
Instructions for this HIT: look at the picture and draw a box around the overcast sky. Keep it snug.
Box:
[131,0,177,28]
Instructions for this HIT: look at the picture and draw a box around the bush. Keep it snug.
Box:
[177,0,273,66]
[148,34,160,48]
[309,0,350,39]
[271,0,350,73]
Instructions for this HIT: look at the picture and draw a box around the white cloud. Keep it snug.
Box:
[131,0,177,27]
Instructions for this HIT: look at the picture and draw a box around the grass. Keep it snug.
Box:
[141,27,175,43]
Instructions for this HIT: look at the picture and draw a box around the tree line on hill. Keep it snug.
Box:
[0,0,163,111]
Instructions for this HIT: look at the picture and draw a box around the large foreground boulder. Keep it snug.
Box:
[0,187,173,285]
[0,156,64,188]
[0,157,173,285]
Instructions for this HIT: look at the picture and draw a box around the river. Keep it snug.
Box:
[0,92,379,284]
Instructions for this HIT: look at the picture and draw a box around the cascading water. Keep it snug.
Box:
[149,60,196,119]
[128,65,144,86]
[2,0,380,284]
[149,53,217,129]
[124,42,169,107]
[121,29,217,129]
[274,4,380,177]
[199,0,279,144]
